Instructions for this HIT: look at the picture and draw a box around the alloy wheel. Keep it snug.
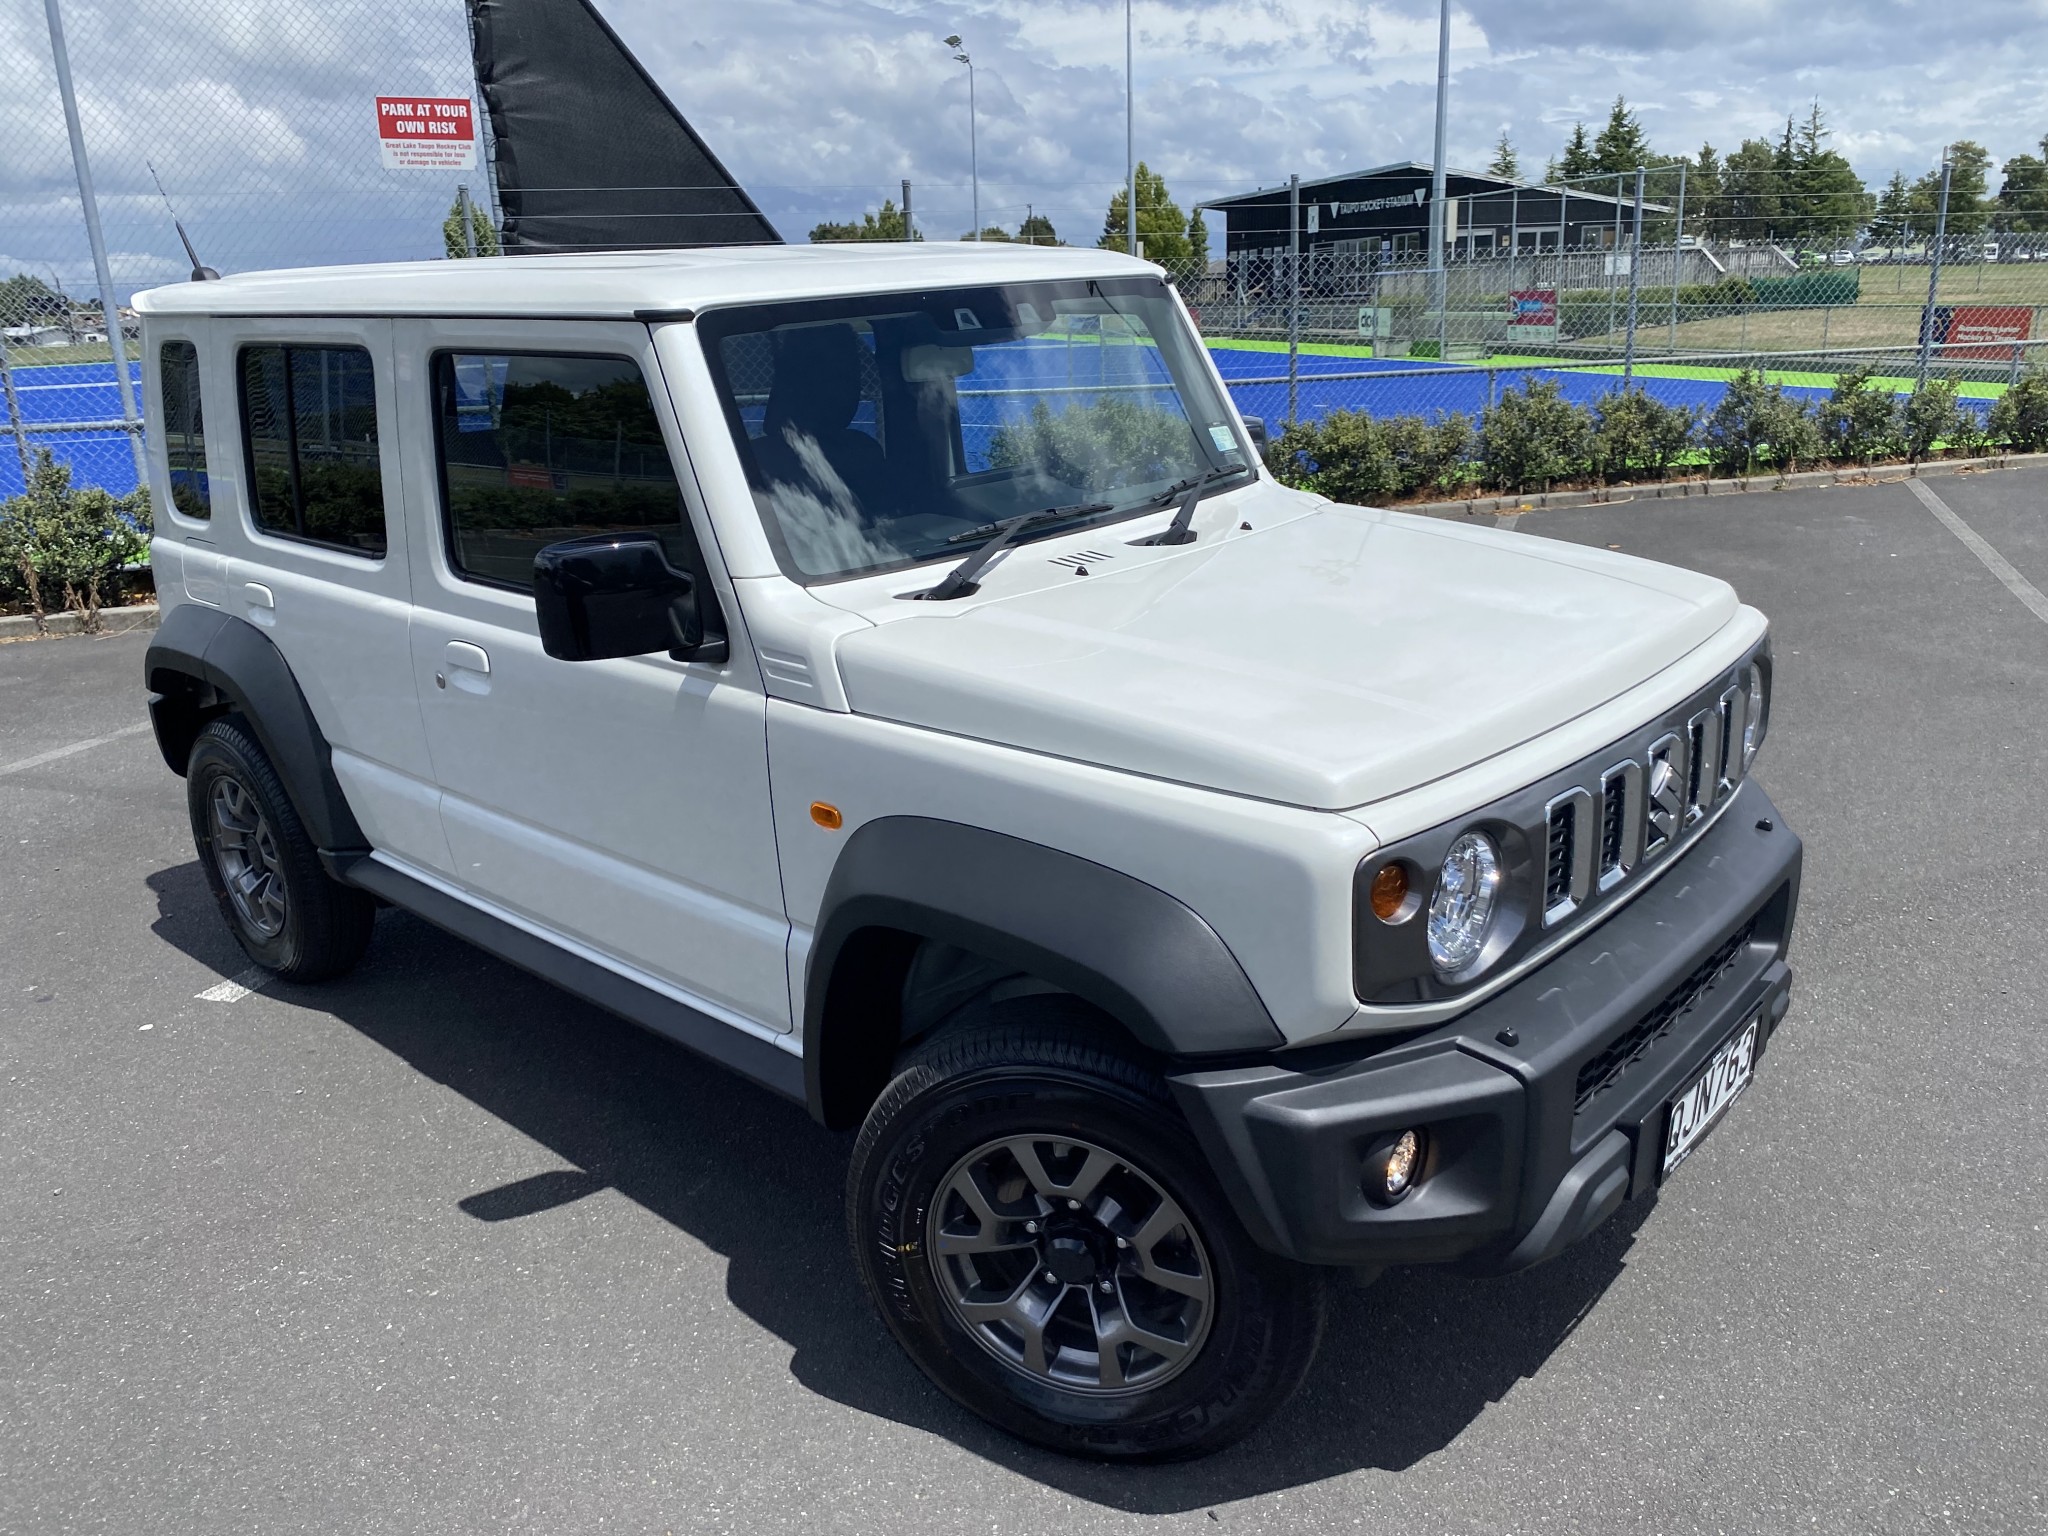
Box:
[209,777,289,939]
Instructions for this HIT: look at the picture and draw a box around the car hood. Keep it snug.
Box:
[832,504,1741,811]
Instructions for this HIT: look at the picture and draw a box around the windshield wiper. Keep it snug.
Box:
[1128,464,1248,546]
[916,501,1113,601]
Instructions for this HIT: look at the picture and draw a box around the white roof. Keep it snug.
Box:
[133,243,1162,319]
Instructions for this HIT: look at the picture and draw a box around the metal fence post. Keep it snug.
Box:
[1623,167,1646,388]
[1917,157,1953,391]
[1608,172,1622,337]
[1287,172,1301,424]
[43,0,147,488]
[1670,159,1687,352]
[902,178,914,240]
[0,332,30,485]
[456,184,477,256]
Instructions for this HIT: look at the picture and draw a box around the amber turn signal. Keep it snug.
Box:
[810,801,843,830]
[1368,862,1409,921]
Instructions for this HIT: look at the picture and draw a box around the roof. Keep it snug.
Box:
[132,243,1161,319]
[1201,163,1669,213]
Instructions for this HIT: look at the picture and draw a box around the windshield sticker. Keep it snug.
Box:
[1208,424,1236,452]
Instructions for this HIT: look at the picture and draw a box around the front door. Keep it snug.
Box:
[389,318,790,1034]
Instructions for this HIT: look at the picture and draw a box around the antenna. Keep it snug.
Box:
[147,161,218,281]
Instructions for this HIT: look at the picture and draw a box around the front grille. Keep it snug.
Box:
[1600,782,1627,877]
[1573,918,1758,1116]
[1544,802,1575,910]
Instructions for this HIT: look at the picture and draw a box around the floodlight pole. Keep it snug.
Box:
[1426,0,1450,339]
[1623,166,1645,386]
[1670,159,1687,351]
[946,37,979,241]
[1917,156,1953,389]
[1126,0,1137,256]
[902,178,914,240]
[43,0,146,484]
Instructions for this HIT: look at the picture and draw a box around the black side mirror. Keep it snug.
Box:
[1242,416,1269,453]
[533,532,729,665]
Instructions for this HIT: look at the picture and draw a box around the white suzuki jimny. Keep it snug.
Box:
[137,244,1798,1460]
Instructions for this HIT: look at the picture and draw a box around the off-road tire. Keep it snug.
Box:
[847,1004,1325,1460]
[186,716,374,982]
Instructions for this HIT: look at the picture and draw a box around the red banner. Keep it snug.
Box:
[1933,305,2032,362]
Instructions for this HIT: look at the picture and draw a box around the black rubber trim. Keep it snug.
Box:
[1169,781,1801,1271]
[144,604,368,855]
[343,856,806,1104]
[804,816,1282,1122]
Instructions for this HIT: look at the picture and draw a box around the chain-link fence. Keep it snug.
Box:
[1,0,479,500]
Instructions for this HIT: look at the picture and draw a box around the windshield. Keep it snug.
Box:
[697,277,1251,584]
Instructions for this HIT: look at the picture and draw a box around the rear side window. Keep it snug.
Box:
[430,352,686,588]
[158,341,210,520]
[238,344,387,557]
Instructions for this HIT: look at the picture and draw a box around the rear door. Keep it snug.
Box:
[388,318,790,1034]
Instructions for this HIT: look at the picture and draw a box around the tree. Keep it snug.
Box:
[1911,141,1992,237]
[1098,162,1192,268]
[1550,122,1596,184]
[1869,171,1914,247]
[1590,96,1653,176]
[1488,132,1519,180]
[0,273,67,322]
[1017,211,1060,246]
[962,226,1015,242]
[1785,102,1869,245]
[809,198,919,242]
[1995,139,2048,233]
[1688,144,1725,238]
[442,194,500,258]
[1186,207,1210,269]
[1721,138,1783,241]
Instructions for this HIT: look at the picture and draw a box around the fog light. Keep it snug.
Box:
[1369,1129,1423,1203]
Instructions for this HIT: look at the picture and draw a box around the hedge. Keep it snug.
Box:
[1266,367,2048,501]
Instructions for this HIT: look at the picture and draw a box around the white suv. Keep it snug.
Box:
[137,245,1799,1459]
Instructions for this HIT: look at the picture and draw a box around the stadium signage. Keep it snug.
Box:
[1329,189,1430,219]
[375,96,478,171]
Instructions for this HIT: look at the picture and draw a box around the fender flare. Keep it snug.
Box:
[143,604,367,855]
[803,816,1282,1127]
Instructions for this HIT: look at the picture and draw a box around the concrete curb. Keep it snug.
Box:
[1399,450,2048,522]
[0,603,160,642]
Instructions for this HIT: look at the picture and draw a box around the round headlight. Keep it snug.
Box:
[1741,662,1767,770]
[1428,831,1503,975]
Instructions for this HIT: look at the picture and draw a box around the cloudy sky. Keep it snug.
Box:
[4,0,2047,294]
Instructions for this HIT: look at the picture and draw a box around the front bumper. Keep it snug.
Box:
[1169,779,1802,1273]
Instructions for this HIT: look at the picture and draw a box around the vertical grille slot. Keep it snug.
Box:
[1601,779,1627,877]
[1545,802,1574,909]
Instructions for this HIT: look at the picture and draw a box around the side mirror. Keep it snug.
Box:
[533,532,729,665]
[1242,416,1269,453]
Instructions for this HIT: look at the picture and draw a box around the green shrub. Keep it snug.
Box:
[1901,379,1970,461]
[1591,390,1699,481]
[1988,369,2048,453]
[986,398,1205,492]
[0,450,151,630]
[1816,367,1902,464]
[1478,379,1592,491]
[1265,410,1473,502]
[1702,369,1820,476]
[1407,339,1441,360]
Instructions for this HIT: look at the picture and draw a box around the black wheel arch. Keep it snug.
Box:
[803,816,1282,1129]
[144,603,368,856]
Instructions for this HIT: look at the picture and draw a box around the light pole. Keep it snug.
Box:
[945,36,979,241]
[1426,0,1451,354]
[1126,0,1137,256]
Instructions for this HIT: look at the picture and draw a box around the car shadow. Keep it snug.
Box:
[148,861,1654,1511]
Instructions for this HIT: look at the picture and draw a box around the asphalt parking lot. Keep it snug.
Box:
[5,467,2045,1535]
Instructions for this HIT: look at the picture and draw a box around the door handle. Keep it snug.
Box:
[243,582,275,609]
[438,640,492,695]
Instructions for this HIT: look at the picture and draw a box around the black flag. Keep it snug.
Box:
[467,0,781,251]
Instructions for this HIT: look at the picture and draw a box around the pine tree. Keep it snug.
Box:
[1869,171,1913,247]
[442,194,500,258]
[1186,207,1211,268]
[1786,101,1869,245]
[1017,211,1060,246]
[1690,144,1724,240]
[1551,123,1596,184]
[1098,163,1192,268]
[1591,96,1653,176]
[1488,131,1519,180]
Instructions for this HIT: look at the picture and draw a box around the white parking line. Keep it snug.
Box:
[195,967,268,1003]
[1907,478,2048,626]
[0,720,152,778]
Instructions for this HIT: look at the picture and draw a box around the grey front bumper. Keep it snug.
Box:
[1169,779,1802,1273]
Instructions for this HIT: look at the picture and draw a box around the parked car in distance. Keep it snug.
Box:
[134,245,1801,1460]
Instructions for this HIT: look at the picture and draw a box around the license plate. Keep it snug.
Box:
[1661,1016,1760,1179]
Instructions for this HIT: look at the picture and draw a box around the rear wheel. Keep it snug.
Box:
[847,1009,1324,1460]
[186,717,374,982]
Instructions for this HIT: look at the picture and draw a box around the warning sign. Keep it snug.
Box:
[1930,305,2032,362]
[376,96,477,170]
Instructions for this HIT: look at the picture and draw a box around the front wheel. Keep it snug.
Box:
[847,1012,1324,1460]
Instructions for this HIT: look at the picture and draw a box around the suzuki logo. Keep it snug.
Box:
[1645,733,1687,855]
